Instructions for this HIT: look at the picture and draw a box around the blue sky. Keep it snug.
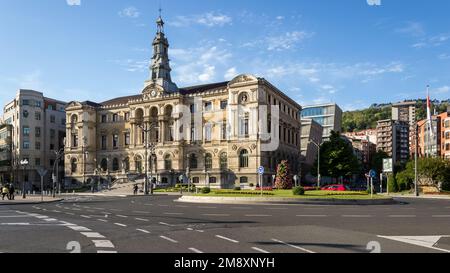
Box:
[0,0,449,111]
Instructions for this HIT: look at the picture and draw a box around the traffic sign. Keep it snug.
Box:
[37,167,48,177]
[369,169,377,178]
[383,158,393,173]
[258,166,265,175]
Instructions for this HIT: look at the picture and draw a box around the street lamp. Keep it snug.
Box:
[310,140,324,189]
[20,159,29,199]
[52,147,64,197]
[138,121,156,195]
[82,137,88,184]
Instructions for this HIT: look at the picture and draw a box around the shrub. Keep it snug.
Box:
[442,181,450,191]
[274,160,293,189]
[201,187,211,194]
[249,183,254,187]
[387,174,398,193]
[255,187,273,191]
[396,171,412,192]
[234,187,241,191]
[293,186,305,196]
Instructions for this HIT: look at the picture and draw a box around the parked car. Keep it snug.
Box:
[321,184,350,191]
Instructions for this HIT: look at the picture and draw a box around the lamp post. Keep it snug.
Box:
[20,159,29,199]
[52,147,64,197]
[82,137,88,184]
[414,120,419,197]
[310,140,324,189]
[138,121,156,195]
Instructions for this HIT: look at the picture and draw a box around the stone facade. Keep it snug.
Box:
[64,16,302,189]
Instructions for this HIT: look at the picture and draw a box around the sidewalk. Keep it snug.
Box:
[382,193,450,200]
[0,195,63,205]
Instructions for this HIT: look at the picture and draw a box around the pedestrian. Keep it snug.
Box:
[9,184,15,200]
[2,185,9,200]
[133,184,138,195]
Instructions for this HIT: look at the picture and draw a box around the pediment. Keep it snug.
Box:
[228,74,258,86]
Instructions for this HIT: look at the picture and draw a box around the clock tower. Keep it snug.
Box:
[143,12,178,94]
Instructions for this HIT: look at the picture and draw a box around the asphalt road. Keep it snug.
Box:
[1,195,450,253]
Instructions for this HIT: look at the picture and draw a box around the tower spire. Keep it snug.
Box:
[144,9,178,93]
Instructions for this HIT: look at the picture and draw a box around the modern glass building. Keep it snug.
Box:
[301,103,343,141]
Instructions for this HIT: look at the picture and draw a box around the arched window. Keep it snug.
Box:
[100,158,108,172]
[112,158,119,171]
[220,152,228,170]
[135,156,142,173]
[135,109,144,125]
[239,149,249,168]
[124,157,130,172]
[189,154,198,169]
[71,158,77,173]
[164,154,172,170]
[205,153,212,170]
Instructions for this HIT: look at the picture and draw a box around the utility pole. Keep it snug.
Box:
[415,122,419,197]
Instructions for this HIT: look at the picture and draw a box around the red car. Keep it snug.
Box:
[321,184,350,191]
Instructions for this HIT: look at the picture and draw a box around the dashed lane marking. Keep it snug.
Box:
[245,215,272,217]
[116,215,128,218]
[159,222,175,227]
[160,236,178,243]
[271,238,316,253]
[43,218,58,222]
[189,248,203,253]
[252,247,270,253]
[97,219,108,222]
[81,232,106,238]
[296,215,328,217]
[52,210,61,213]
[65,212,75,216]
[80,215,91,219]
[114,223,127,227]
[67,226,92,232]
[92,240,115,248]
[216,235,239,244]
[137,229,151,234]
[342,215,373,218]
[135,218,149,222]
[97,251,118,253]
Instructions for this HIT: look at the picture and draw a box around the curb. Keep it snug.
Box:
[176,196,397,206]
[0,199,64,206]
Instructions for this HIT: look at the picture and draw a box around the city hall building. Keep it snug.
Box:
[64,16,302,189]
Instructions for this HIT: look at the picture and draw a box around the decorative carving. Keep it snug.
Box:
[251,144,257,150]
[232,145,238,151]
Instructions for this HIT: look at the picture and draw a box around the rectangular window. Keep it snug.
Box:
[50,143,55,150]
[23,126,30,136]
[50,115,56,123]
[35,101,41,108]
[72,135,79,148]
[35,158,41,166]
[23,141,30,149]
[113,134,119,149]
[205,124,212,142]
[240,117,249,137]
[220,100,228,110]
[22,100,29,106]
[190,126,196,142]
[101,135,107,150]
[204,102,212,112]
[190,104,196,113]
[35,112,41,121]
[50,129,55,139]
[35,142,41,150]
[112,114,119,122]
[125,133,130,146]
[101,115,107,123]
[124,112,130,121]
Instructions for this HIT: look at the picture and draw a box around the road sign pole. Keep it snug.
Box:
[41,176,44,202]
[370,177,373,199]
[260,174,263,197]
[380,173,383,194]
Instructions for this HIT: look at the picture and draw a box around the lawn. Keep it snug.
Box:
[195,189,391,200]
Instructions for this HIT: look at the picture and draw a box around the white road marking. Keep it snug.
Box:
[35,216,48,219]
[44,218,58,222]
[59,221,76,226]
[116,215,128,218]
[68,226,92,232]
[133,211,149,214]
[137,229,151,234]
[92,240,115,248]
[135,218,149,222]
[189,248,203,253]
[271,238,315,253]
[65,212,75,216]
[53,210,61,213]
[378,235,450,253]
[252,247,270,253]
[97,251,118,253]
[97,219,108,222]
[80,215,91,219]
[159,222,175,227]
[216,235,239,243]
[164,212,184,215]
[0,223,30,226]
[389,215,417,218]
[0,216,33,218]
[196,230,205,233]
[160,236,178,243]
[186,228,194,231]
[342,215,372,218]
[81,232,105,238]
[114,223,127,227]
[296,215,328,217]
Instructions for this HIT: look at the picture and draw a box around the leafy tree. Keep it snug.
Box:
[387,174,398,193]
[396,158,450,191]
[370,150,390,174]
[311,131,361,180]
[275,160,293,190]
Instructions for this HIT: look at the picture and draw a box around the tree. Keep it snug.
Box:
[396,157,450,191]
[275,160,293,190]
[371,150,389,174]
[311,131,361,180]
[387,174,398,193]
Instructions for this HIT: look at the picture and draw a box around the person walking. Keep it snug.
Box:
[2,185,9,200]
[8,184,15,200]
[133,184,138,195]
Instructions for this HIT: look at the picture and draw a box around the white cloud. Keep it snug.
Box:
[267,31,312,51]
[66,0,81,6]
[411,33,449,49]
[198,65,216,82]
[360,62,404,76]
[170,12,232,27]
[435,86,450,94]
[224,67,238,79]
[119,7,140,18]
[395,21,425,37]
[276,16,285,20]
[438,53,450,60]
